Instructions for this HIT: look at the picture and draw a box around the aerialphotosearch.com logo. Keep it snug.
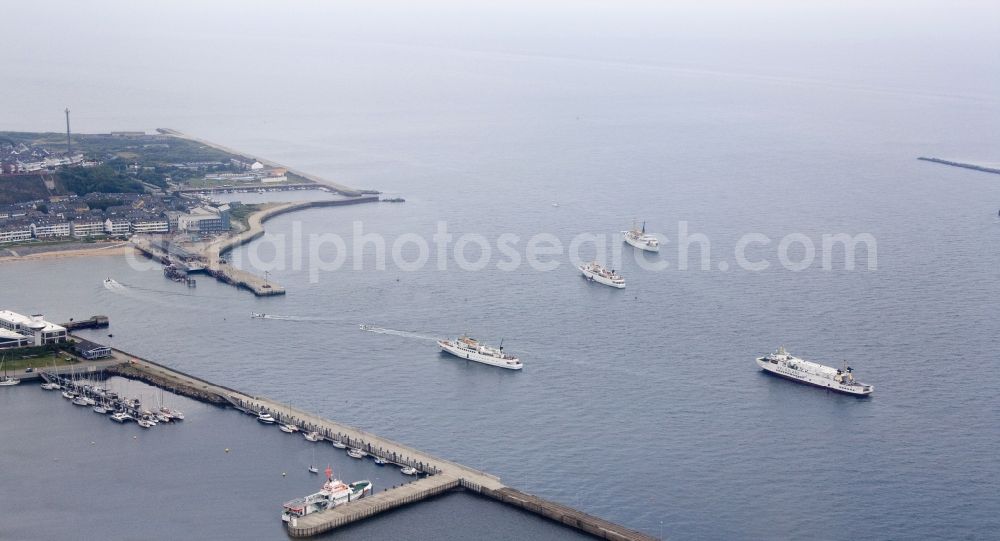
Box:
[126,221,877,282]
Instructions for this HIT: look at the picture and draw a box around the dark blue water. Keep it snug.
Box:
[3,1,1000,539]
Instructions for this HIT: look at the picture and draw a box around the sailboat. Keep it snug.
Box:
[308,445,319,474]
[0,353,21,386]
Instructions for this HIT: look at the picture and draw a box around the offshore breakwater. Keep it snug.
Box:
[92,346,657,540]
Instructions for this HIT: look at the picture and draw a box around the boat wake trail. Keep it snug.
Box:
[250,313,342,322]
[358,324,438,342]
[103,278,126,291]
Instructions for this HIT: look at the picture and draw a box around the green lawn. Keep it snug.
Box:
[1,352,77,373]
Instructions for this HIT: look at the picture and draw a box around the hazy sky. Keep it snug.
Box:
[2,0,997,133]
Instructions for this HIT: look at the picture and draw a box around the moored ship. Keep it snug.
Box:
[579,261,626,289]
[281,467,372,523]
[756,346,873,396]
[622,221,659,252]
[438,335,523,370]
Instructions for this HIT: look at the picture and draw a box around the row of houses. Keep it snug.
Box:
[0,206,233,244]
[0,215,171,244]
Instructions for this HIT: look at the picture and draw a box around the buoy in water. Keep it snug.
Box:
[225,448,230,453]
[282,472,287,477]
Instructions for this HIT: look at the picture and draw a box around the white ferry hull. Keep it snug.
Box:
[579,266,626,288]
[438,341,523,370]
[756,358,873,396]
[622,233,659,253]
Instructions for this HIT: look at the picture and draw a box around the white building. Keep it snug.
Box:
[104,218,131,236]
[72,220,105,238]
[131,218,169,233]
[0,310,67,346]
[0,225,32,244]
[31,221,72,239]
[250,161,265,170]
[0,328,33,349]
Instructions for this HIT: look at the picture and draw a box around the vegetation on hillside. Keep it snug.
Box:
[58,165,144,195]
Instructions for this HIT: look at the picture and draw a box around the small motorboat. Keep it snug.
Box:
[279,423,298,433]
[62,390,77,399]
[303,431,322,442]
[331,440,347,449]
[110,412,132,423]
[347,448,366,459]
[308,465,319,474]
[372,456,387,466]
[250,312,266,319]
[72,396,89,406]
[400,466,419,476]
[92,405,108,414]
[40,382,61,390]
[257,412,276,424]
[155,412,172,423]
[137,418,154,428]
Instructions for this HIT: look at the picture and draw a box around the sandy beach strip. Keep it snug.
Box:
[0,242,134,263]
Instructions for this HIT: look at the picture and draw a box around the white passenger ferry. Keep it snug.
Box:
[756,346,873,396]
[622,221,659,252]
[438,336,523,370]
[579,261,625,289]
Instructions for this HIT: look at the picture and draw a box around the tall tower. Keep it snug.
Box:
[65,108,72,155]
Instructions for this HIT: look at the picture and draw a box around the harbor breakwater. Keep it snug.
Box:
[90,346,656,540]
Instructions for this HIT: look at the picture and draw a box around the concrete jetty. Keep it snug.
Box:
[157,128,363,196]
[287,475,461,535]
[918,156,1000,176]
[91,348,657,540]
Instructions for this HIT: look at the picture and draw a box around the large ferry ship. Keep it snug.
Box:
[622,221,659,252]
[756,346,873,396]
[579,261,626,288]
[281,467,372,524]
[438,335,523,370]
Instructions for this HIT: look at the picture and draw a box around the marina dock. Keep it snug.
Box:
[88,347,657,540]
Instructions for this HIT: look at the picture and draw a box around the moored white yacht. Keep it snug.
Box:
[579,261,626,289]
[756,346,874,396]
[257,412,276,424]
[438,336,523,370]
[622,221,659,252]
[303,431,322,442]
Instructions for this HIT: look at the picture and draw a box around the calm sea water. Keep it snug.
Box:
[2,1,999,539]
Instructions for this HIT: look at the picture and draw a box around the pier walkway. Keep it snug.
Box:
[89,350,658,540]
[288,474,461,535]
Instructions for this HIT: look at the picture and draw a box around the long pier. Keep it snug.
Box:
[917,156,1000,176]
[96,347,657,540]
